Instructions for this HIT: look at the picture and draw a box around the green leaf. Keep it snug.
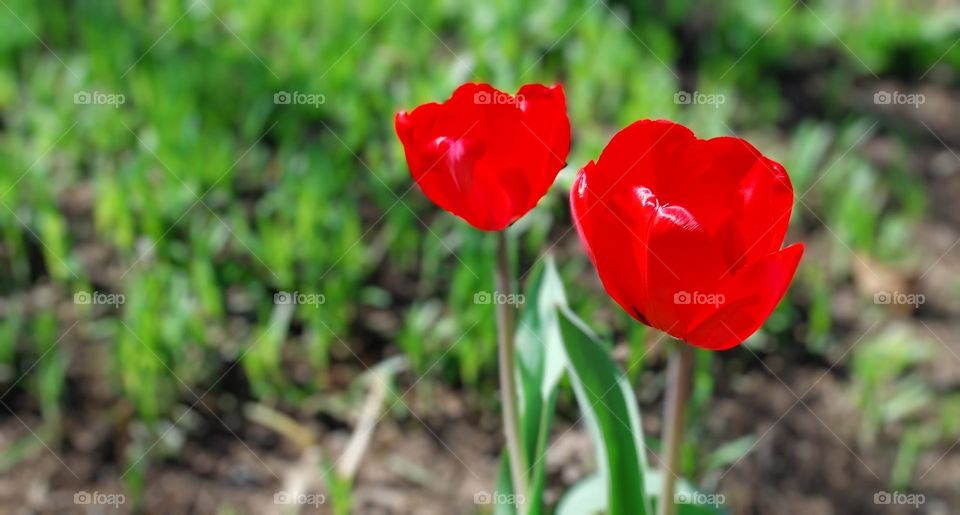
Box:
[645,470,729,515]
[557,307,651,515]
[502,256,567,514]
[556,474,606,515]
[516,255,567,401]
[494,454,518,515]
[703,435,756,471]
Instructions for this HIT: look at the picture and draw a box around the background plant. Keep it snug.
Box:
[1,0,958,513]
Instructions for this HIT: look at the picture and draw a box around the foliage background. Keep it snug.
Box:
[1,0,959,513]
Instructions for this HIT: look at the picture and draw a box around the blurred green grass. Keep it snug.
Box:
[0,0,958,505]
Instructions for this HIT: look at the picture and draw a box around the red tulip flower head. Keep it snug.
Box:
[571,120,804,350]
[395,83,570,231]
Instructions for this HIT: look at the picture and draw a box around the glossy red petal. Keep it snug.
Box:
[395,82,569,231]
[641,199,729,336]
[683,243,804,350]
[571,119,803,350]
[572,167,661,327]
[656,135,795,272]
[591,120,694,197]
[515,84,571,205]
[730,154,794,268]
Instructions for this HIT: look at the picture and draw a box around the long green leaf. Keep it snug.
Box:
[556,474,606,515]
[494,453,518,515]
[558,307,651,515]
[495,256,567,515]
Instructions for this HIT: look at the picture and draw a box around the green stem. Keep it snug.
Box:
[658,342,693,515]
[495,231,528,507]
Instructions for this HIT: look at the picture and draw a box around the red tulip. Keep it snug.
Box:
[395,82,570,231]
[571,120,803,350]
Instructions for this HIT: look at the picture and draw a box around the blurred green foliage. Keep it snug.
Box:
[0,0,958,505]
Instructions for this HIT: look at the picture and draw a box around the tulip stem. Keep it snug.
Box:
[658,342,693,515]
[495,231,528,506]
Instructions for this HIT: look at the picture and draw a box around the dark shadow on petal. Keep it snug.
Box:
[632,306,650,325]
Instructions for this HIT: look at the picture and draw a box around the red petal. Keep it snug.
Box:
[683,243,804,350]
[572,167,661,326]
[640,195,729,336]
[657,136,795,272]
[394,82,569,230]
[591,120,694,197]
[571,119,802,349]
